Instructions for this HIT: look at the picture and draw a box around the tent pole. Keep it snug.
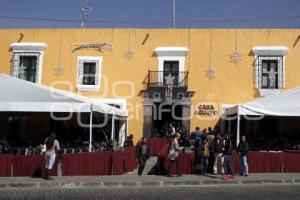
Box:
[111,115,115,141]
[228,120,231,137]
[236,105,241,147]
[89,111,93,152]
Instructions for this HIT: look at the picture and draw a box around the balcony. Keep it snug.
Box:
[143,71,189,87]
[141,71,194,100]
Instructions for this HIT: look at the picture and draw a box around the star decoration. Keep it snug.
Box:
[205,67,216,80]
[54,65,64,77]
[124,48,134,60]
[164,73,175,86]
[230,51,242,64]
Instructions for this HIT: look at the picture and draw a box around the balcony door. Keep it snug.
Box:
[163,61,179,86]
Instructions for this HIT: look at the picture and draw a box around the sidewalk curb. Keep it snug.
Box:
[0,179,299,189]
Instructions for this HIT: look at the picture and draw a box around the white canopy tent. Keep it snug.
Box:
[0,74,128,151]
[224,86,300,145]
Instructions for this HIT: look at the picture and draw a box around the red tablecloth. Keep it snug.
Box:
[283,152,300,173]
[147,137,169,156]
[12,155,57,177]
[0,155,13,177]
[112,150,124,175]
[123,146,137,173]
[61,152,112,176]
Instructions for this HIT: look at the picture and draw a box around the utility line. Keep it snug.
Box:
[0,15,300,24]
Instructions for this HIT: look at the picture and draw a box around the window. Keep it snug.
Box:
[252,46,288,96]
[10,43,47,84]
[154,47,188,86]
[77,56,102,91]
[259,58,282,89]
[256,56,284,90]
[14,54,39,83]
[83,62,96,85]
[163,61,179,85]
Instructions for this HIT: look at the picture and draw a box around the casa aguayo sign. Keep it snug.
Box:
[194,103,218,117]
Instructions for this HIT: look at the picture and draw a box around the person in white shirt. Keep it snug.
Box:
[44,132,60,180]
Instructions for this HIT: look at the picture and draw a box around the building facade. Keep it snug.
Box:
[1,28,300,143]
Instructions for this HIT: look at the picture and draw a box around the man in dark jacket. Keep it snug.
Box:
[136,137,149,176]
[222,134,234,179]
[237,135,249,177]
[211,134,225,174]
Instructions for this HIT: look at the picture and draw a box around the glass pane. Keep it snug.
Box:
[19,56,37,83]
[83,62,96,85]
[262,76,268,87]
[163,61,179,85]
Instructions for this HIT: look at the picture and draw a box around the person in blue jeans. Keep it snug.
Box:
[222,134,234,180]
[194,127,202,148]
[237,135,249,177]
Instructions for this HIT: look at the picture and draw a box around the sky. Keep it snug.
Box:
[0,0,300,28]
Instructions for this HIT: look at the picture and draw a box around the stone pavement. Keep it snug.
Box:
[0,173,300,189]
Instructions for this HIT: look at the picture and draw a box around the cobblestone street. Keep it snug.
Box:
[0,184,299,200]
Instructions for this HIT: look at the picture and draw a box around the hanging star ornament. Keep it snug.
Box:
[124,48,134,60]
[165,73,175,86]
[54,65,64,77]
[230,50,242,64]
[205,67,216,80]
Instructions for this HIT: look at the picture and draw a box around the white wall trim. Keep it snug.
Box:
[77,56,102,92]
[10,42,47,84]
[252,46,288,56]
[10,42,47,52]
[154,47,189,57]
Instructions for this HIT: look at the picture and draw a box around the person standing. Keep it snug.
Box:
[212,134,225,174]
[44,132,60,180]
[201,139,210,174]
[237,135,249,177]
[222,134,234,180]
[194,127,202,148]
[167,133,182,177]
[136,137,149,176]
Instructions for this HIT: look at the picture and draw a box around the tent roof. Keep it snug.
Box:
[225,86,300,116]
[0,74,127,117]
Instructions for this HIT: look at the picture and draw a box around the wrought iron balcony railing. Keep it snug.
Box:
[144,71,189,87]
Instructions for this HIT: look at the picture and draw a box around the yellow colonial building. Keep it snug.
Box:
[1,28,300,143]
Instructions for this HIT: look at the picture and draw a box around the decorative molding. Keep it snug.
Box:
[252,46,288,56]
[155,47,188,57]
[10,42,47,52]
[72,43,113,52]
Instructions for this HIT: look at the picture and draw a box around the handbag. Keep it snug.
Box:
[168,149,179,160]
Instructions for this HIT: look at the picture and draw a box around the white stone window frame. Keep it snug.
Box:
[154,47,189,86]
[77,56,102,92]
[10,43,47,84]
[252,46,288,96]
